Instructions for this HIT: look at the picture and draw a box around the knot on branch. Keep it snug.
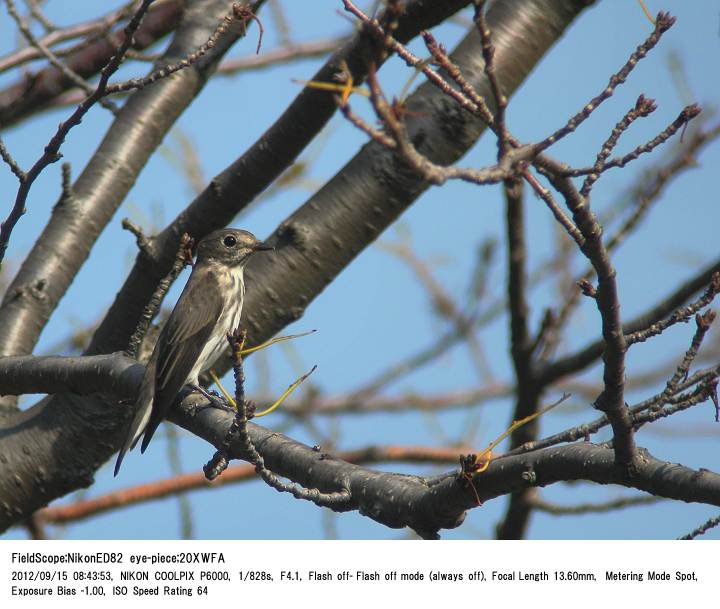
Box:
[577,278,597,299]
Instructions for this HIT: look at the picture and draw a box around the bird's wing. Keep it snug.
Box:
[140,267,225,452]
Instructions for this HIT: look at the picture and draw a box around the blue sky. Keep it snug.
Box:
[1,0,719,539]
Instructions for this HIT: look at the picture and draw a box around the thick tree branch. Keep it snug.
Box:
[36,444,467,526]
[0,353,140,397]
[2,350,718,537]
[173,402,720,538]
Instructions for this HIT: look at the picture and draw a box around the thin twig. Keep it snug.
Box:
[567,104,702,178]
[625,273,720,346]
[522,168,584,248]
[678,513,720,540]
[535,12,676,152]
[24,0,54,32]
[529,494,662,515]
[104,5,252,95]
[580,94,657,197]
[217,37,344,74]
[125,233,192,358]
[0,0,157,268]
[0,137,25,181]
[473,0,509,156]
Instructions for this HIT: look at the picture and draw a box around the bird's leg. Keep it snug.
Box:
[189,384,235,414]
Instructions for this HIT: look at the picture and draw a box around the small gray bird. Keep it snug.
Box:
[114,228,272,475]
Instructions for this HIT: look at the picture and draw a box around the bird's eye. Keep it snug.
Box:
[223,235,237,247]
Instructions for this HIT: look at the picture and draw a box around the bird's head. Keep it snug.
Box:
[196,228,273,267]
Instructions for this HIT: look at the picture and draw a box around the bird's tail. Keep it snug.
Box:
[114,382,154,476]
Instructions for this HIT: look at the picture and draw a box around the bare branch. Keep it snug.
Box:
[529,493,663,515]
[0,0,157,269]
[540,167,636,467]
[580,94,657,197]
[678,514,720,540]
[125,233,192,358]
[473,0,509,154]
[626,273,720,346]
[217,37,344,74]
[540,122,720,359]
[535,11,676,152]
[496,175,539,540]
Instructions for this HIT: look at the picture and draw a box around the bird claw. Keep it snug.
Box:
[189,384,235,414]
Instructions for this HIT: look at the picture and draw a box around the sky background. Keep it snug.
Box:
[1,0,719,540]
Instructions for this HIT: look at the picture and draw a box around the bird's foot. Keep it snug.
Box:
[189,384,235,414]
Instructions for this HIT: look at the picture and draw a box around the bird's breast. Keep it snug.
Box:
[214,266,245,336]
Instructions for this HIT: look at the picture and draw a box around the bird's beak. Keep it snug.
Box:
[253,241,274,252]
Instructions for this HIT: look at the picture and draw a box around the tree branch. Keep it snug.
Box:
[540,257,720,385]
[2,350,718,538]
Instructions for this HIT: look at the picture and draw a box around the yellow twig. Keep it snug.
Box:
[209,329,317,415]
[294,59,368,104]
[637,0,655,25]
[209,369,237,409]
[477,393,571,465]
[397,59,429,104]
[254,365,317,418]
[239,329,316,356]
[293,79,369,99]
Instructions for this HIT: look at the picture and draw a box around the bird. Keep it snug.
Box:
[114,228,273,476]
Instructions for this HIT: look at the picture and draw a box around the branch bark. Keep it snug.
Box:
[2,351,718,538]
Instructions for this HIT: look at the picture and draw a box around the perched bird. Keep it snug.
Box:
[114,228,273,475]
